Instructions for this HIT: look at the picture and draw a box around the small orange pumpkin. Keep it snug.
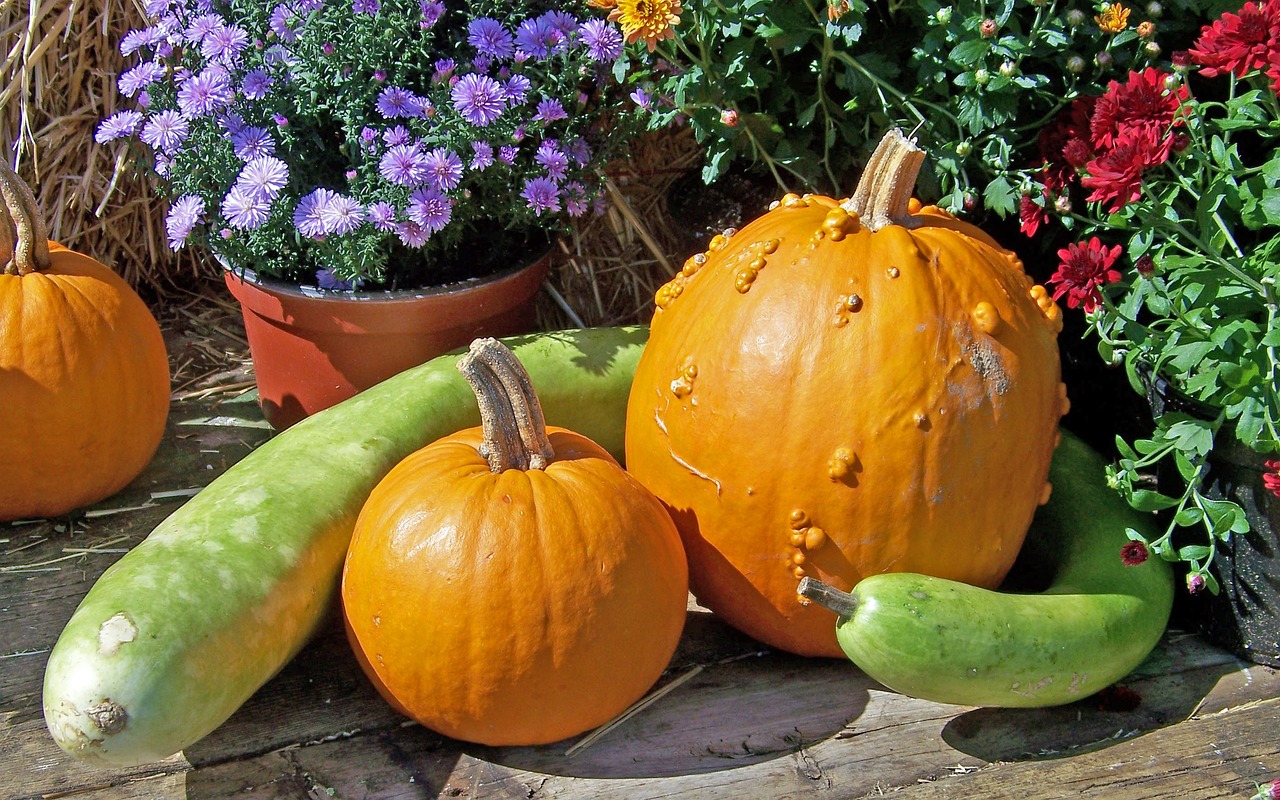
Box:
[624,130,1066,657]
[0,161,170,521]
[342,338,688,746]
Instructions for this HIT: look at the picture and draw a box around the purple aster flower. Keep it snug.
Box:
[166,194,205,250]
[235,155,289,201]
[630,88,653,110]
[396,219,430,247]
[580,18,623,63]
[143,0,171,15]
[367,201,397,230]
[423,148,463,190]
[120,26,164,56]
[433,58,456,83]
[316,268,357,291]
[94,110,144,144]
[503,74,531,104]
[137,90,151,109]
[376,86,426,119]
[241,69,273,100]
[522,176,561,215]
[498,145,518,165]
[222,185,271,230]
[268,5,300,43]
[201,23,249,62]
[140,110,189,153]
[231,126,275,160]
[177,68,234,117]
[471,141,494,170]
[296,0,324,12]
[419,0,444,28]
[273,113,290,127]
[512,125,527,142]
[382,125,412,147]
[534,98,567,124]
[472,55,492,73]
[468,18,514,58]
[407,186,452,232]
[183,14,222,45]
[564,181,591,217]
[452,74,505,127]
[153,153,171,178]
[317,192,365,235]
[544,11,579,42]
[353,0,380,13]
[118,61,166,97]
[379,142,428,186]
[293,189,333,238]
[221,112,246,135]
[535,142,569,181]
[515,16,555,60]
[567,138,592,165]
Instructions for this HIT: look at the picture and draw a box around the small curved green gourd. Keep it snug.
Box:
[799,430,1174,708]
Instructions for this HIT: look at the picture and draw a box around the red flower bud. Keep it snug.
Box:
[1187,572,1207,594]
[980,18,998,37]
[1120,540,1149,566]
[1135,255,1156,277]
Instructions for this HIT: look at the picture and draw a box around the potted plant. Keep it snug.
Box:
[1030,0,1280,665]
[96,0,640,428]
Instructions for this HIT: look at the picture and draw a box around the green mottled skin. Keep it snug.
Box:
[831,431,1175,708]
[43,326,648,767]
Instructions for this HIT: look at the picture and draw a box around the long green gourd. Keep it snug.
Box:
[799,430,1174,707]
[43,326,648,767]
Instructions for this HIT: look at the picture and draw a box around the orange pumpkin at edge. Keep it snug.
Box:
[342,338,689,746]
[623,129,1067,658]
[0,160,170,521]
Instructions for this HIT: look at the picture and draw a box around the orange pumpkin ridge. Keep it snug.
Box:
[0,160,170,521]
[342,338,688,746]
[625,130,1065,658]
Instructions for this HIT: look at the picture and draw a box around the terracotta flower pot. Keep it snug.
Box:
[223,252,551,430]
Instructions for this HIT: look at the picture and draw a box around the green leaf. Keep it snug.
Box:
[1128,489,1180,512]
[1174,505,1206,526]
[1202,496,1251,535]
[949,39,990,66]
[1177,545,1212,561]
[982,176,1018,217]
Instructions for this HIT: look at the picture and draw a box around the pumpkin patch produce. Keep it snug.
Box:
[625,129,1067,657]
[0,161,170,522]
[798,430,1175,707]
[42,326,647,767]
[342,338,688,746]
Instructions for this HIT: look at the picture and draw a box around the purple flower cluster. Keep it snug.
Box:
[97,0,638,287]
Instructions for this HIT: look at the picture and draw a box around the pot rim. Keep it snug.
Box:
[220,248,551,304]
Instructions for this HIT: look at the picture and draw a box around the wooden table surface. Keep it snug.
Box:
[5,327,1279,800]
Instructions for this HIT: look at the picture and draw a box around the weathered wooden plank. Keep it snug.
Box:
[886,694,1280,799]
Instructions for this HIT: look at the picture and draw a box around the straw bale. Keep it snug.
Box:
[2,0,208,296]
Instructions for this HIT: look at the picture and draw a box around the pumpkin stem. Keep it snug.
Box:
[841,129,926,232]
[0,159,52,276]
[456,338,556,473]
[797,577,859,619]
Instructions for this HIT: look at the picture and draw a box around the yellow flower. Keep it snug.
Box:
[1095,3,1131,34]
[608,0,682,52]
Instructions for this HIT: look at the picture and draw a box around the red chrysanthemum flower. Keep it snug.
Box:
[1264,459,1280,499]
[1019,193,1049,238]
[1090,67,1189,151]
[1049,237,1123,312]
[1188,1,1280,78]
[1120,540,1150,566]
[1082,126,1166,212]
[1036,96,1097,193]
